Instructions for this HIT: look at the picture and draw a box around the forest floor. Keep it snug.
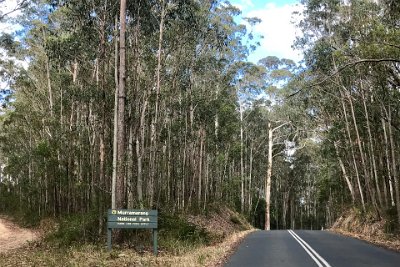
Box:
[0,217,37,253]
[0,208,253,266]
[330,209,400,252]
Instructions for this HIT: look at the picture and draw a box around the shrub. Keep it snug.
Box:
[384,206,399,234]
[158,213,212,254]
[47,212,99,246]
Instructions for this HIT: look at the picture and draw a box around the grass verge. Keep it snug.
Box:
[0,206,254,266]
[0,229,254,266]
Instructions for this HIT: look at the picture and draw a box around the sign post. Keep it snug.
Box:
[107,209,158,255]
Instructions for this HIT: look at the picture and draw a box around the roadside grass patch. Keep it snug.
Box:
[0,206,254,266]
[0,230,254,266]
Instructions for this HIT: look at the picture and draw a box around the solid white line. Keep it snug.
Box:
[288,230,332,267]
[288,230,325,267]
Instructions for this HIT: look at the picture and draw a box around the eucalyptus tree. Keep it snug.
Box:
[0,0,320,236]
[295,0,400,226]
[256,56,300,230]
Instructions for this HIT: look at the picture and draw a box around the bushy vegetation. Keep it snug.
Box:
[159,214,212,254]
[47,212,100,247]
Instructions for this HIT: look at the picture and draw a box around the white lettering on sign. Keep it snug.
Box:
[116,217,153,222]
[117,217,138,222]
[116,210,149,216]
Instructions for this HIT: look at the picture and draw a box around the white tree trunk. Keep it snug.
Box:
[265,122,273,230]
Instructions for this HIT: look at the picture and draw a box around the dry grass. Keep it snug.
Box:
[0,207,254,266]
[330,209,400,252]
[0,229,254,267]
[187,206,252,241]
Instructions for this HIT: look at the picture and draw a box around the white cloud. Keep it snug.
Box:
[0,0,27,93]
[0,21,22,35]
[0,0,24,16]
[0,0,24,34]
[231,0,254,12]
[245,3,304,62]
[243,0,255,8]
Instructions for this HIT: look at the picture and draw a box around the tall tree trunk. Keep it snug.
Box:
[334,141,355,204]
[347,91,379,216]
[43,28,53,118]
[198,128,204,207]
[127,123,134,209]
[332,53,365,211]
[265,122,273,230]
[136,96,147,209]
[248,144,253,215]
[149,0,166,208]
[116,0,127,209]
[111,15,119,209]
[387,105,400,224]
[282,191,289,229]
[240,104,245,213]
[340,91,365,211]
[381,115,395,207]
[265,121,289,230]
[361,87,383,209]
[98,3,107,234]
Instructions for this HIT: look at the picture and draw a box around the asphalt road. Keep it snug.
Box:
[224,230,400,267]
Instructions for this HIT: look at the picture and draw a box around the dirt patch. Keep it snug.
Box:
[0,218,37,253]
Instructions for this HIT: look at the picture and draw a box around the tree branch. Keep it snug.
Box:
[311,58,400,88]
[271,121,290,133]
[0,0,28,21]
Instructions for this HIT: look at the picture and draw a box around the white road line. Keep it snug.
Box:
[288,230,332,267]
[289,230,332,267]
[288,230,325,267]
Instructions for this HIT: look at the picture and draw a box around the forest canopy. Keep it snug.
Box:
[0,0,399,235]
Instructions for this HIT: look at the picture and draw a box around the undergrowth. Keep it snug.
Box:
[0,206,254,266]
[158,213,213,254]
[42,210,218,255]
[46,212,100,247]
[384,206,399,234]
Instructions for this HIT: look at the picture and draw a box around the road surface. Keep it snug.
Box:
[224,230,400,267]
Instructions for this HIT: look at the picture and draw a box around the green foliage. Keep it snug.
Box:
[47,212,100,247]
[252,198,266,229]
[0,183,19,212]
[304,39,334,73]
[158,214,211,253]
[384,206,399,234]
[294,0,400,228]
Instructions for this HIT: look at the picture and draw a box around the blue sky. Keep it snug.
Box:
[229,0,304,63]
[232,0,300,9]
[0,0,303,65]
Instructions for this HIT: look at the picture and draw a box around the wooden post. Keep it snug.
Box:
[153,229,158,256]
[107,228,112,250]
